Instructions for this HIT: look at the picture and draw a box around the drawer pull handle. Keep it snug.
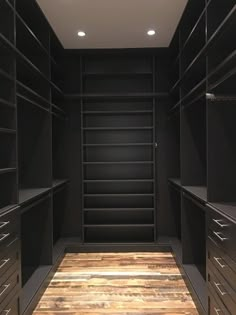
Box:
[214,307,221,315]
[2,309,11,315]
[0,284,10,297]
[213,219,229,228]
[0,222,10,229]
[213,231,228,242]
[214,282,227,296]
[0,258,10,269]
[214,257,226,269]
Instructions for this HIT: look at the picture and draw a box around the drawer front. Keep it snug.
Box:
[0,270,19,305]
[208,206,236,262]
[0,208,20,260]
[0,295,20,315]
[208,236,236,289]
[208,262,236,314]
[0,240,19,281]
[0,208,19,234]
[208,288,230,315]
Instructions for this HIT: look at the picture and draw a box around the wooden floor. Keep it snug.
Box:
[33,252,200,315]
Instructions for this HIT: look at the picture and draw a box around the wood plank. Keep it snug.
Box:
[33,252,200,315]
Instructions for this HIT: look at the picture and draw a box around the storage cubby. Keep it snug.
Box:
[168,182,181,240]
[17,96,51,203]
[180,0,205,49]
[207,0,235,40]
[83,75,153,94]
[51,86,64,112]
[21,195,52,286]
[167,110,180,179]
[84,195,154,209]
[0,0,14,43]
[84,226,154,243]
[15,0,50,51]
[16,16,50,77]
[0,73,15,105]
[0,133,16,169]
[84,145,153,162]
[0,172,17,211]
[53,186,68,244]
[181,13,206,74]
[84,164,153,180]
[84,209,154,225]
[181,96,206,189]
[52,114,67,181]
[84,180,153,194]
[0,105,16,130]
[83,112,153,129]
[207,7,236,81]
[182,192,206,281]
[0,42,15,79]
[17,61,50,106]
[207,99,236,202]
[181,56,206,99]
[83,55,153,74]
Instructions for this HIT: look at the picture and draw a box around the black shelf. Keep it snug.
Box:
[207,202,236,222]
[52,179,69,189]
[83,126,153,131]
[0,167,16,175]
[66,92,168,100]
[82,71,153,77]
[19,188,51,205]
[84,208,154,212]
[83,110,153,115]
[84,224,154,228]
[84,179,154,183]
[83,143,153,147]
[83,161,153,165]
[182,186,207,203]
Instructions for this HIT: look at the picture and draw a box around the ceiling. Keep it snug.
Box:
[36,0,188,49]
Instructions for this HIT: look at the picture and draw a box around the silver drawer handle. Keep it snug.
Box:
[214,307,221,315]
[0,284,10,297]
[213,231,228,242]
[213,219,229,228]
[0,233,10,242]
[214,257,226,269]
[0,258,10,269]
[2,309,11,315]
[0,222,10,229]
[214,282,227,296]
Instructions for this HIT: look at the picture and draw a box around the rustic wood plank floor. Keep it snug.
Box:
[33,252,199,315]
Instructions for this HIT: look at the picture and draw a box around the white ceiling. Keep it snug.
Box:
[37,0,188,49]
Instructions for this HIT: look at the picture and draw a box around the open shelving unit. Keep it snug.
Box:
[81,55,156,243]
[168,0,236,313]
[0,0,17,213]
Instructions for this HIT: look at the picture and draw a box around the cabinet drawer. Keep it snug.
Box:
[0,295,20,315]
[0,208,19,234]
[208,236,236,290]
[208,289,230,315]
[208,262,236,315]
[0,270,19,306]
[0,240,19,280]
[208,206,236,262]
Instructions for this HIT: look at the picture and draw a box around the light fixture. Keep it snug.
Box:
[78,31,86,37]
[147,30,156,36]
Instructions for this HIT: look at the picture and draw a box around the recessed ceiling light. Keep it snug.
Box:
[78,31,86,37]
[147,30,156,36]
